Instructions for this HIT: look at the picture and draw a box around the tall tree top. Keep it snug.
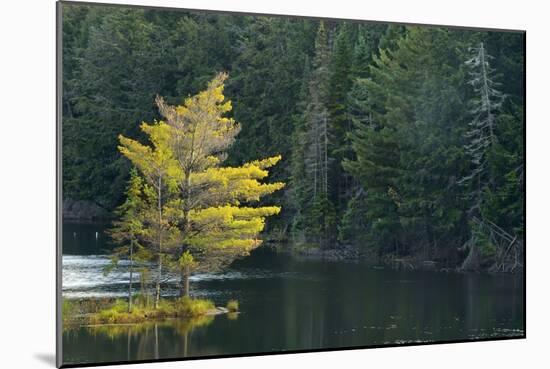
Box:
[155,72,242,174]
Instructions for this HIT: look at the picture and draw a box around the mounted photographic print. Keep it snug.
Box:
[56,1,526,367]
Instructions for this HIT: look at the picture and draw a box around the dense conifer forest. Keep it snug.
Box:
[62,4,524,271]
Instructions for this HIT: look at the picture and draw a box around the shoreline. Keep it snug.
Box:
[266,243,524,274]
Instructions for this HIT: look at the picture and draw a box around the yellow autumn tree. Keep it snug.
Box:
[119,72,284,299]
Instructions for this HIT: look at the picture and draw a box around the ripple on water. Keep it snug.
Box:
[62,255,315,299]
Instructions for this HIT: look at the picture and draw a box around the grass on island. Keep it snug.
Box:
[88,297,215,324]
[63,296,240,325]
[62,298,78,324]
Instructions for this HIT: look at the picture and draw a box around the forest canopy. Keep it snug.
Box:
[62,4,524,272]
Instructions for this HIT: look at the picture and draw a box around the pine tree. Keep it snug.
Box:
[344,28,470,258]
[350,32,371,79]
[328,23,354,210]
[337,28,383,248]
[148,73,285,296]
[106,169,148,312]
[343,44,404,255]
[291,21,336,248]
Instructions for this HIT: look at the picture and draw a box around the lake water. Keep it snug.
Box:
[61,222,525,366]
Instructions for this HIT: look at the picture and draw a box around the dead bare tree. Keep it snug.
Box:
[458,42,509,271]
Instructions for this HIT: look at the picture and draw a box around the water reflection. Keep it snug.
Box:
[63,315,217,363]
[63,221,113,255]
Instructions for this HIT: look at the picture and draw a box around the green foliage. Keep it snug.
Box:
[482,108,524,236]
[106,168,151,273]
[289,21,334,247]
[226,300,239,312]
[178,250,197,269]
[470,221,497,259]
[62,5,170,208]
[63,3,524,271]
[62,299,78,324]
[343,27,523,263]
[337,191,368,247]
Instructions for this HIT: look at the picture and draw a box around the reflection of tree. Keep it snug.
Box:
[65,315,220,360]
[80,315,215,339]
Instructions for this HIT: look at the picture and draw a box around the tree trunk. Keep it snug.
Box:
[182,265,190,297]
[155,255,162,309]
[180,171,192,298]
[155,177,163,310]
[479,42,495,144]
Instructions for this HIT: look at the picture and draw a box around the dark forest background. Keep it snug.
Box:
[61,4,524,269]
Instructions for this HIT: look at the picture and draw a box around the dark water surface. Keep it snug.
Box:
[62,222,524,365]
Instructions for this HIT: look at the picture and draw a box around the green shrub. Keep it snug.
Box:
[226,299,239,312]
[89,299,140,324]
[175,296,215,317]
[62,299,77,323]
[471,220,498,259]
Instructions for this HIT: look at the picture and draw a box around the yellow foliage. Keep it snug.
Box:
[190,205,281,224]
[157,72,241,175]
[118,121,181,190]
[189,158,285,205]
[244,155,282,170]
[117,73,286,274]
[179,250,197,269]
[186,205,281,251]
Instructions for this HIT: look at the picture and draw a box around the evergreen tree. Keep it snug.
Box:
[291,21,337,248]
[328,23,354,210]
[118,74,285,297]
[350,32,371,79]
[344,28,470,258]
[107,168,150,312]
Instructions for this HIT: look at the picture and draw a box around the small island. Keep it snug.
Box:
[63,296,239,326]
